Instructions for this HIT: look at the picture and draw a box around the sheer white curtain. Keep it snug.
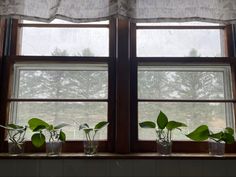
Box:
[1,0,236,23]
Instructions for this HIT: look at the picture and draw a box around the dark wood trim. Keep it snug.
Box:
[136,26,225,30]
[225,25,234,57]
[0,19,5,58]
[107,18,117,152]
[115,19,130,153]
[137,57,236,64]
[138,99,236,103]
[0,56,12,152]
[9,99,108,102]
[18,24,109,28]
[130,22,138,152]
[10,19,18,56]
[1,140,109,153]
[9,56,109,63]
[133,141,236,153]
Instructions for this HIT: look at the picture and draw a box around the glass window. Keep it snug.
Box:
[10,63,108,140]
[138,65,234,140]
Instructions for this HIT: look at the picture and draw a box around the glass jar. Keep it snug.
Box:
[83,129,99,156]
[156,129,172,155]
[208,140,225,156]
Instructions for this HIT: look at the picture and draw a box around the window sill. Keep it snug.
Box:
[1,153,236,159]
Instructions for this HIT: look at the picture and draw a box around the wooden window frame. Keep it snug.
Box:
[1,19,236,153]
[130,23,236,153]
[0,19,116,153]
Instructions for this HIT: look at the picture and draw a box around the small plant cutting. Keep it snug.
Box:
[79,121,109,155]
[139,111,187,155]
[0,123,27,154]
[28,118,68,155]
[186,125,234,155]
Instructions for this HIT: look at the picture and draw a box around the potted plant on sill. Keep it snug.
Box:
[0,124,27,155]
[186,125,234,156]
[139,111,187,155]
[28,118,68,156]
[79,121,109,156]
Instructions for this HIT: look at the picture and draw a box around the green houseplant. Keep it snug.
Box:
[28,118,68,155]
[139,111,187,155]
[187,125,234,156]
[0,124,27,155]
[79,121,109,156]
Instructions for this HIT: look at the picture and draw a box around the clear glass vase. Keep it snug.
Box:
[46,141,62,156]
[208,140,225,156]
[156,129,172,155]
[83,130,99,156]
[45,130,63,156]
[8,142,24,155]
[8,128,26,155]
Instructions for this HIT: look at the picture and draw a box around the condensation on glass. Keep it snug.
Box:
[10,63,108,140]
[138,65,234,140]
[18,20,109,56]
[137,22,225,57]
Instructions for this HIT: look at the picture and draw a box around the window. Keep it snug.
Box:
[11,63,108,140]
[0,19,235,153]
[19,20,109,56]
[138,65,233,140]
[131,22,235,152]
[2,19,115,152]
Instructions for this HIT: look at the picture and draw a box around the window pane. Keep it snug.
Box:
[10,102,108,140]
[13,64,108,99]
[20,27,109,56]
[137,29,225,57]
[138,102,234,140]
[138,65,232,100]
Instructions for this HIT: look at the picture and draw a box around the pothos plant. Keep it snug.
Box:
[0,124,27,149]
[139,111,187,142]
[186,125,234,144]
[79,121,109,142]
[28,118,68,148]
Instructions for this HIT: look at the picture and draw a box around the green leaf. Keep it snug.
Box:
[210,132,223,140]
[95,121,109,130]
[156,111,168,129]
[59,130,66,142]
[139,121,156,128]
[54,123,69,129]
[186,125,210,141]
[222,133,235,144]
[32,125,47,132]
[79,123,89,130]
[166,121,187,131]
[224,127,234,135]
[28,118,49,131]
[31,133,45,148]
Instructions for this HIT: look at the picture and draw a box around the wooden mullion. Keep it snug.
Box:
[130,22,138,152]
[10,19,18,56]
[136,25,225,30]
[10,56,109,63]
[138,99,236,103]
[107,18,116,152]
[137,57,236,64]
[18,24,109,28]
[9,98,108,102]
[115,19,130,153]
